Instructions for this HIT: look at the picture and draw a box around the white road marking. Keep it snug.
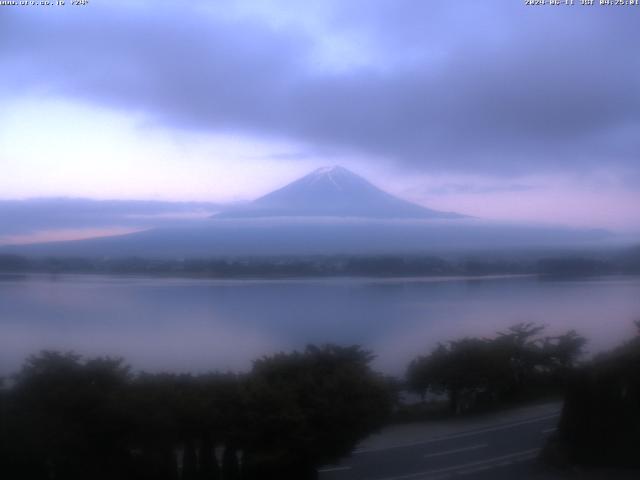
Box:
[372,448,540,480]
[318,466,352,473]
[423,443,487,459]
[355,413,559,454]
[541,427,557,434]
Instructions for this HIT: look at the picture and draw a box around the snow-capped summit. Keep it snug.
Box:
[311,165,344,176]
[215,166,464,219]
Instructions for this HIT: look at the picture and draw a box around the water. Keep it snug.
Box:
[1,273,639,376]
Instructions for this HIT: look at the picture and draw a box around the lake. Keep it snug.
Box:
[1,273,638,376]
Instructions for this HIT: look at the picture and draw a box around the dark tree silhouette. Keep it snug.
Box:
[242,345,393,479]
[0,345,393,479]
[550,321,640,468]
[6,352,132,480]
[407,324,587,413]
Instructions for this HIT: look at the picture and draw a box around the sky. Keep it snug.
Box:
[1,0,639,241]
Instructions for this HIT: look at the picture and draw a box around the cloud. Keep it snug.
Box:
[420,183,535,196]
[2,1,639,177]
[0,198,223,242]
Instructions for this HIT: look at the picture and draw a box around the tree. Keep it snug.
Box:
[242,345,393,479]
[7,351,132,480]
[408,337,514,413]
[1,345,393,479]
[541,330,587,378]
[551,322,640,467]
[407,324,585,413]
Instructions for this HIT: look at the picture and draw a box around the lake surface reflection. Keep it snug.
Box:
[1,274,639,375]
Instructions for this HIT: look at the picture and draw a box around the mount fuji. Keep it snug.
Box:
[215,166,463,219]
[2,167,611,257]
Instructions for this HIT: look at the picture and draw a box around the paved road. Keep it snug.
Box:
[319,403,561,480]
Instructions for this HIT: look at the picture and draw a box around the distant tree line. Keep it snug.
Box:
[1,245,639,277]
[0,345,392,480]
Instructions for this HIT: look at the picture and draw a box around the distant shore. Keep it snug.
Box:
[1,249,639,279]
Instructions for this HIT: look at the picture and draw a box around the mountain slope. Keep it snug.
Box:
[1,220,612,258]
[1,166,617,258]
[215,166,463,219]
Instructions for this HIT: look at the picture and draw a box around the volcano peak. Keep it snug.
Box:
[214,166,464,219]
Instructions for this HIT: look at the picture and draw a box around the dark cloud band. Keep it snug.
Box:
[2,1,639,177]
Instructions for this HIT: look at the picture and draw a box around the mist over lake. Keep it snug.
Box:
[2,273,638,376]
